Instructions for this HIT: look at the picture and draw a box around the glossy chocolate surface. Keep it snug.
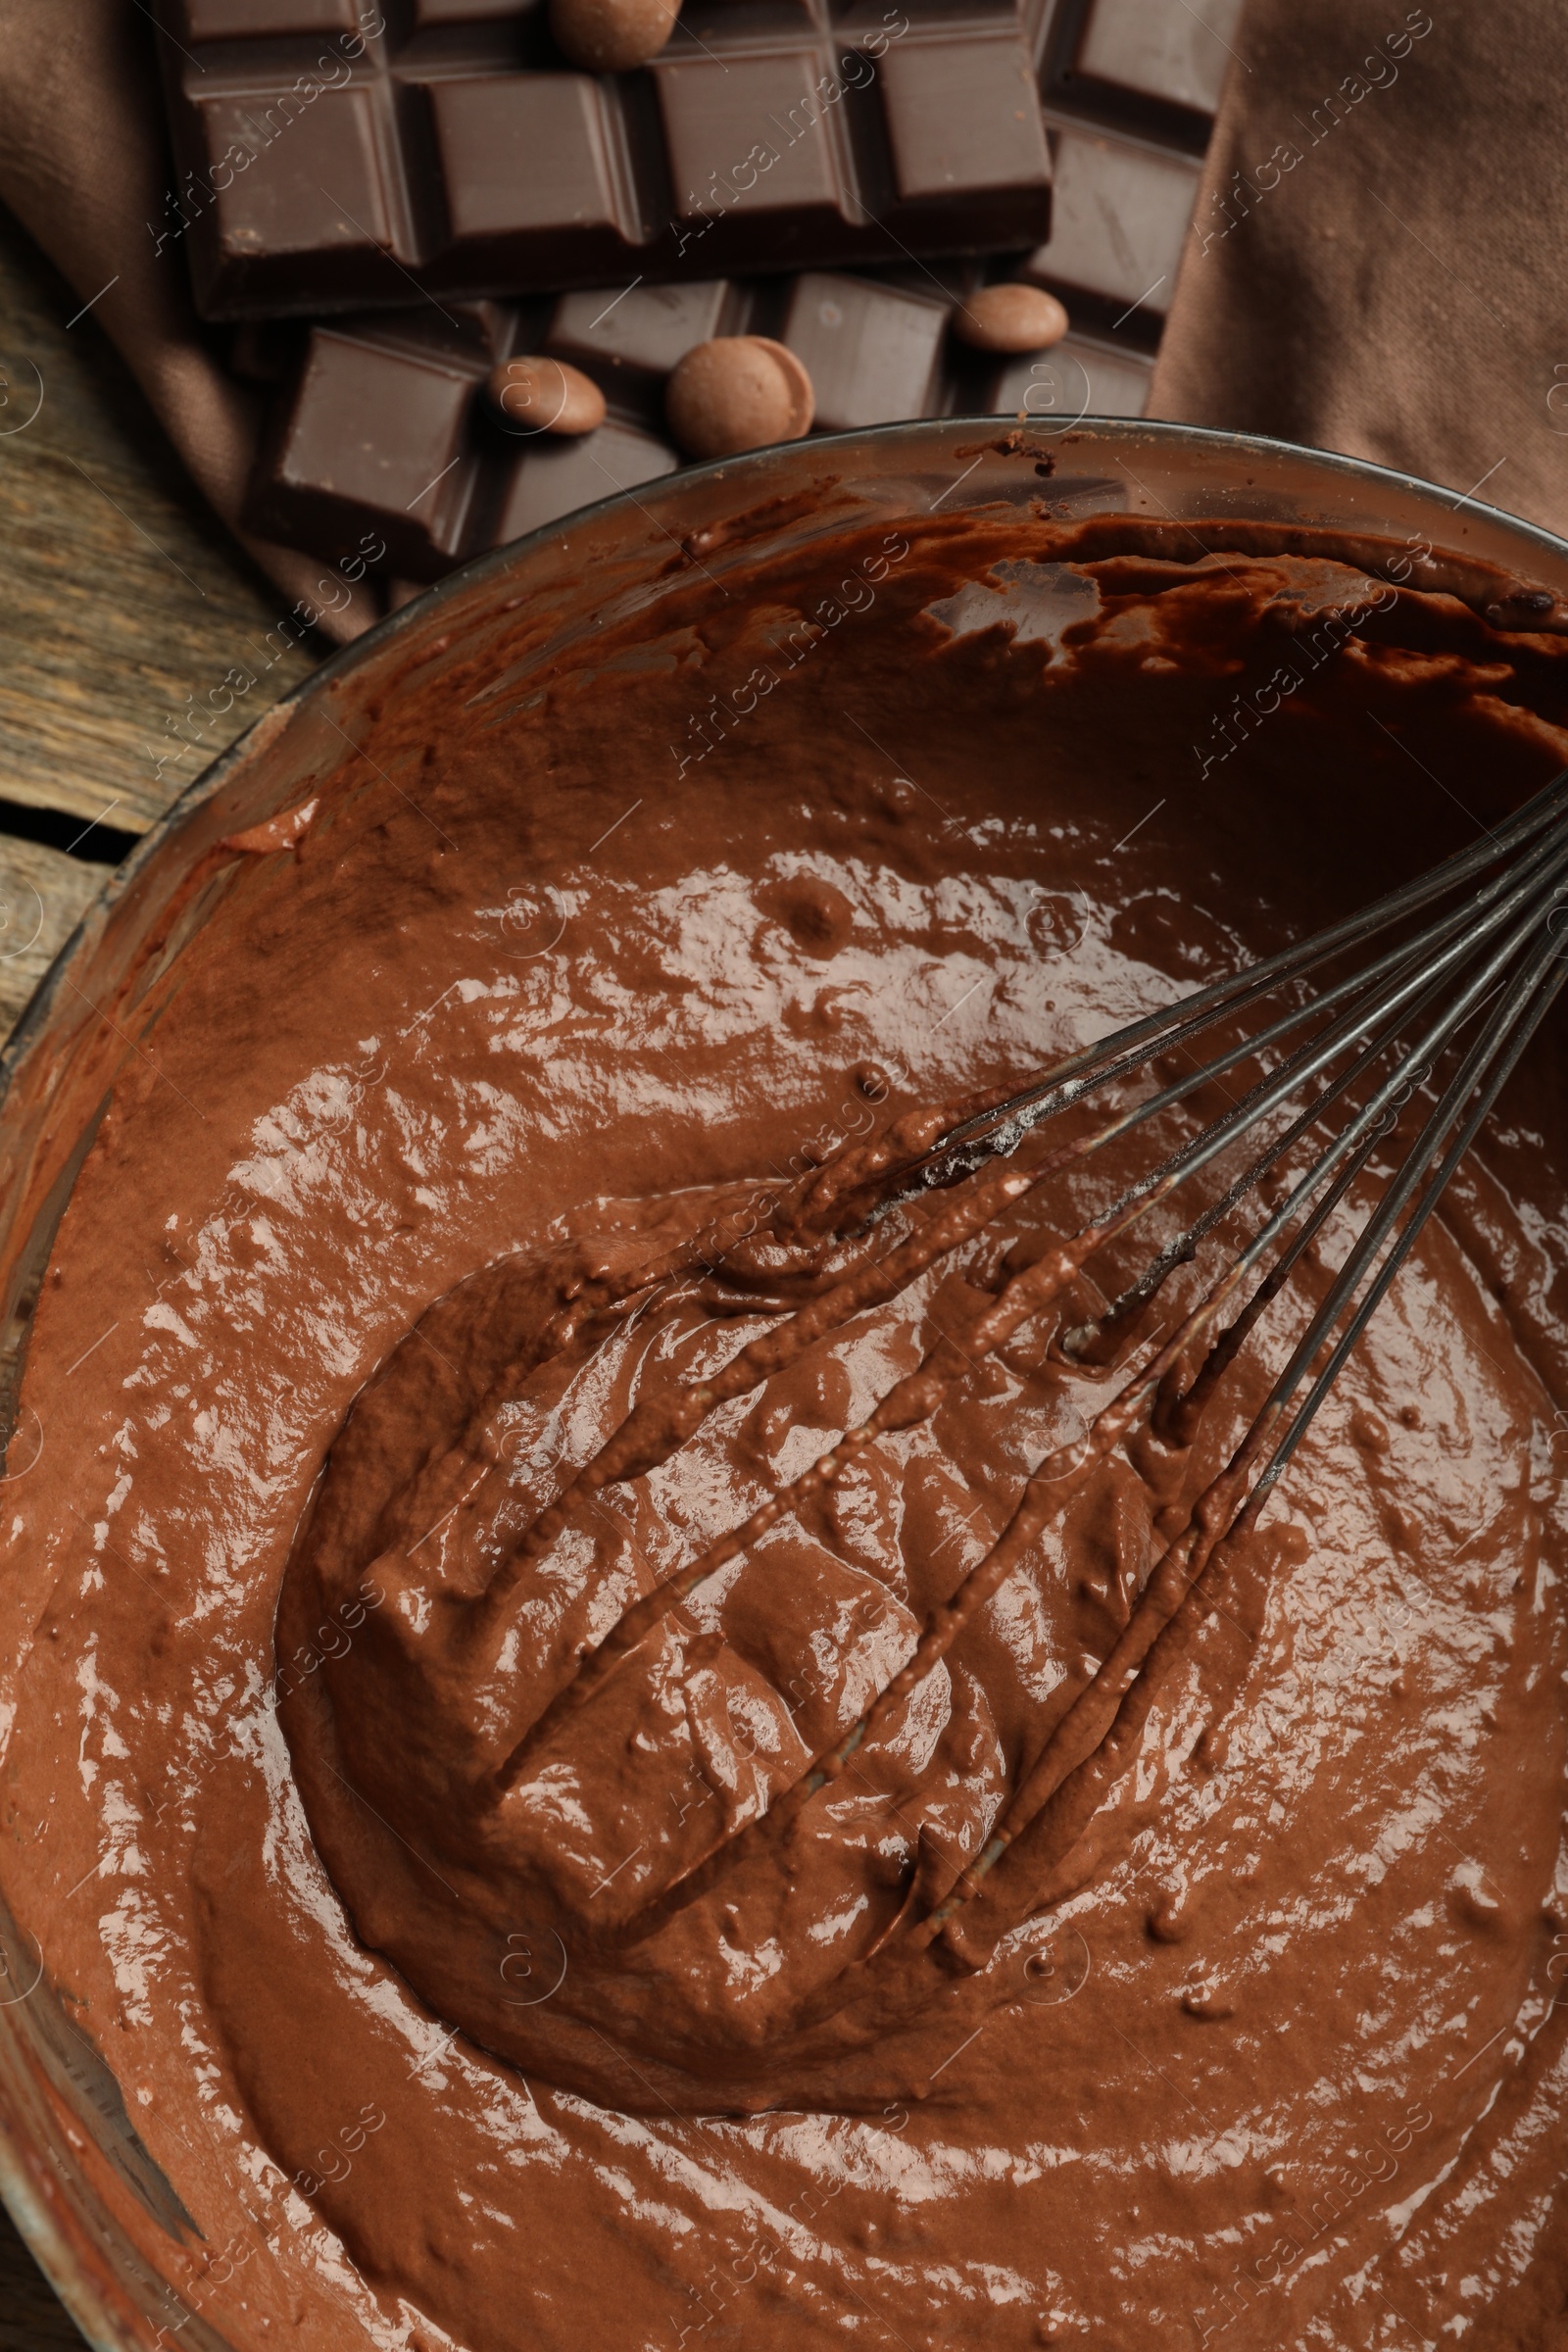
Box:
[5,500,1568,2348]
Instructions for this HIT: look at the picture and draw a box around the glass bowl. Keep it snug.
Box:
[1,415,1564,2351]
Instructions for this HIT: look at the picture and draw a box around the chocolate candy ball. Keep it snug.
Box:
[664,337,814,461]
[953,284,1070,355]
[485,357,606,437]
[549,0,680,71]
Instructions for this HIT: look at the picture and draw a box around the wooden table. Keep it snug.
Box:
[0,202,320,2350]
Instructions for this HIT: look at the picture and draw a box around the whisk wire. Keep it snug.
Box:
[1093,823,1568,1356]
[910,767,1568,1197]
[1248,921,1568,1511]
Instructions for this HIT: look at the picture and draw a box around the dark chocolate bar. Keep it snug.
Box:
[234,0,1231,585]
[148,0,1055,319]
[244,263,1153,580]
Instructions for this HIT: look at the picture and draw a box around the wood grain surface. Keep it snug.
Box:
[0,204,326,2348]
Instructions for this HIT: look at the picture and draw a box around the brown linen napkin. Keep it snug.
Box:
[0,0,373,645]
[1151,0,1568,544]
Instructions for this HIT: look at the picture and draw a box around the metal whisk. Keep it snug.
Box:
[483,765,1568,1969]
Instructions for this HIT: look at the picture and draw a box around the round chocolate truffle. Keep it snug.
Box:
[953,283,1070,354]
[485,356,606,437]
[664,336,814,461]
[549,0,680,70]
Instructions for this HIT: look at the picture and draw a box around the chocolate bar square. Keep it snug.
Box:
[780,271,948,430]
[657,53,849,220]
[879,36,1053,199]
[1024,123,1200,319]
[495,423,682,541]
[1074,0,1244,118]
[984,332,1152,421]
[188,86,398,272]
[256,325,485,571]
[427,78,624,246]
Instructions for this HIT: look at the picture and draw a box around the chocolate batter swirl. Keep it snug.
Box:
[280,965,1382,2125]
